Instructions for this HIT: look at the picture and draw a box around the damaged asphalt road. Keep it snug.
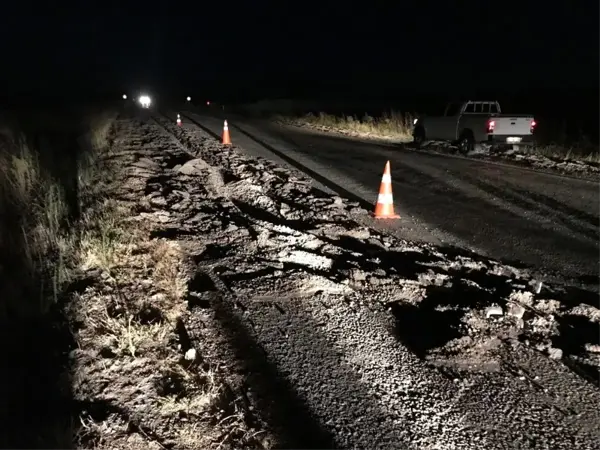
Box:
[81,111,600,449]
[181,111,599,288]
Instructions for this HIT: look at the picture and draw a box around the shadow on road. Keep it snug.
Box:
[200,287,339,449]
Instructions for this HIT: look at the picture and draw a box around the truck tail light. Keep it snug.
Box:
[487,120,495,133]
[530,119,537,133]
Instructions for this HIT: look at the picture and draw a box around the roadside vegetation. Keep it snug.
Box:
[0,107,116,448]
[530,142,600,164]
[279,111,415,143]
[0,109,115,318]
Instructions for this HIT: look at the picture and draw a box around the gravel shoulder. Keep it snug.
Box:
[68,112,600,449]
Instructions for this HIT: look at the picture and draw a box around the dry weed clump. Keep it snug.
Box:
[0,109,118,317]
[280,110,414,142]
[529,143,600,164]
[1,137,69,314]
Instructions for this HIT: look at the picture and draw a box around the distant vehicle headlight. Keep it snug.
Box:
[122,94,127,100]
[413,118,418,125]
[139,95,152,108]
[186,96,191,102]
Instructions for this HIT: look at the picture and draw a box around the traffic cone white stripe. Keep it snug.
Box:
[374,160,400,219]
[377,193,394,204]
[222,120,232,145]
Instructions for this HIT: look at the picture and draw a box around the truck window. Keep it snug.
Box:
[463,103,475,113]
[490,103,498,114]
[445,103,461,116]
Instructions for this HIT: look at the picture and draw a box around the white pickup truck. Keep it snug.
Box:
[412,101,537,153]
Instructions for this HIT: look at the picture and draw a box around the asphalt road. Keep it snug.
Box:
[179,110,599,286]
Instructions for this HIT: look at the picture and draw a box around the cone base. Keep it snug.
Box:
[374,214,400,219]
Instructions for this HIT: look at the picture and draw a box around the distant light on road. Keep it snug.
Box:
[206,101,211,106]
[122,94,127,100]
[186,96,191,102]
[139,95,152,108]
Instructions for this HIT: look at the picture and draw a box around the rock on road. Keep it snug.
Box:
[181,110,599,289]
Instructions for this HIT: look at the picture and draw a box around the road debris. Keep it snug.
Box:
[485,305,504,319]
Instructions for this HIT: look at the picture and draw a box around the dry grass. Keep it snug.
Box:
[0,108,118,449]
[0,136,69,301]
[157,364,221,416]
[0,109,117,317]
[80,298,170,358]
[150,239,188,311]
[526,144,600,164]
[279,110,414,142]
[74,236,187,360]
[78,110,118,194]
[88,111,116,151]
[78,199,132,271]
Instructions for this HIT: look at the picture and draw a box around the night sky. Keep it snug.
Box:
[0,1,597,103]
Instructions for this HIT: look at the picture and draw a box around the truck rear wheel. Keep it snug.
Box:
[413,126,425,148]
[457,131,475,154]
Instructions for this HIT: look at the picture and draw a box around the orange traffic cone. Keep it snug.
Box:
[222,120,231,145]
[374,161,400,219]
[176,114,182,126]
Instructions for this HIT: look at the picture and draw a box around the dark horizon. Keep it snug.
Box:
[0,2,597,111]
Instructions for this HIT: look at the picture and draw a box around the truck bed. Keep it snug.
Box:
[488,115,534,137]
